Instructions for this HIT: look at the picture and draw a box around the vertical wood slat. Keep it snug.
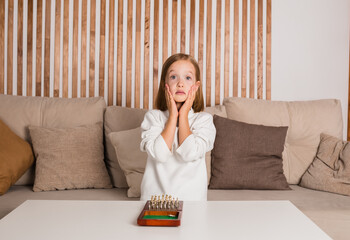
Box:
[27,0,33,96]
[1,0,272,107]
[180,0,186,53]
[266,0,271,100]
[257,0,263,99]
[117,0,123,105]
[62,0,69,98]
[35,0,42,96]
[348,34,350,141]
[215,0,221,105]
[153,0,159,108]
[44,0,51,97]
[0,0,5,94]
[17,0,23,96]
[144,0,150,109]
[89,0,96,97]
[224,0,230,98]
[72,0,79,98]
[81,0,87,98]
[241,0,247,98]
[189,0,195,57]
[7,0,13,95]
[126,0,132,107]
[98,0,106,98]
[249,0,255,98]
[233,0,239,97]
[135,0,141,108]
[206,0,212,106]
[107,0,114,106]
[162,0,168,63]
[198,0,204,86]
[54,0,61,97]
[171,0,177,54]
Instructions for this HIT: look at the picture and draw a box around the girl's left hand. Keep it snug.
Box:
[179,81,200,117]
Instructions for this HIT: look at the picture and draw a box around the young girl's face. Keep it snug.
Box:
[165,60,196,103]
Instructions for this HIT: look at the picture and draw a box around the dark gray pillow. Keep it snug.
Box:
[209,115,290,190]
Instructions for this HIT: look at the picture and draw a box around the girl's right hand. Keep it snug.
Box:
[165,84,178,119]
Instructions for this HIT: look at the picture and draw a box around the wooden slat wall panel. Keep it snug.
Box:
[81,0,87,98]
[126,0,132,107]
[27,0,33,96]
[135,0,141,108]
[257,0,263,99]
[224,0,230,98]
[17,0,23,96]
[0,0,272,106]
[107,0,114,105]
[117,0,122,105]
[143,0,150,109]
[215,0,221,105]
[62,0,69,98]
[153,0,159,108]
[54,0,60,97]
[0,0,4,94]
[44,0,50,97]
[7,0,13,95]
[206,0,211,106]
[72,0,79,98]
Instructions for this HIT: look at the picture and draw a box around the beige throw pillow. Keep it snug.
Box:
[300,133,350,196]
[109,127,213,198]
[109,127,147,197]
[29,123,112,192]
[223,97,343,184]
[104,106,147,188]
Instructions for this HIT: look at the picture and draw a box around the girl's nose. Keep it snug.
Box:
[177,78,184,87]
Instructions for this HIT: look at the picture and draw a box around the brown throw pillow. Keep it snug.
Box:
[0,119,34,195]
[209,115,290,190]
[29,123,112,192]
[300,133,350,196]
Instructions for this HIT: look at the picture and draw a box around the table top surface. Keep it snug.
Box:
[0,200,330,240]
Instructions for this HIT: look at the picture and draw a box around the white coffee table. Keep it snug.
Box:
[0,200,330,240]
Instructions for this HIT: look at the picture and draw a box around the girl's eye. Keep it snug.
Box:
[169,75,176,80]
[186,76,192,80]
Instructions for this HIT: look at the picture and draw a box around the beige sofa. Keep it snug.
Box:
[0,94,349,240]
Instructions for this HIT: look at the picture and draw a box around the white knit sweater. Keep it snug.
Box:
[140,109,216,201]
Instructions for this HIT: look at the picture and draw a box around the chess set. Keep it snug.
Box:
[137,195,183,226]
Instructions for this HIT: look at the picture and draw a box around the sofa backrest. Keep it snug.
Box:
[223,97,343,184]
[0,94,106,185]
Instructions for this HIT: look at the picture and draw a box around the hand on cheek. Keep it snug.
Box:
[179,81,200,116]
[165,84,178,118]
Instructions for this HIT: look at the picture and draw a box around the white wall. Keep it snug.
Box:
[271,0,350,139]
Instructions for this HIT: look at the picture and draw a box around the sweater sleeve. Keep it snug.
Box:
[176,113,216,162]
[140,110,173,163]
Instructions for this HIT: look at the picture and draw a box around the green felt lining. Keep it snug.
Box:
[142,215,178,220]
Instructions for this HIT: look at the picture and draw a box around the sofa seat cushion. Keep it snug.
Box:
[223,97,343,184]
[0,95,106,186]
[208,185,350,240]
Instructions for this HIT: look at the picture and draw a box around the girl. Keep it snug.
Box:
[140,53,216,201]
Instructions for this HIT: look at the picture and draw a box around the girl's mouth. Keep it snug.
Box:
[176,91,185,95]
